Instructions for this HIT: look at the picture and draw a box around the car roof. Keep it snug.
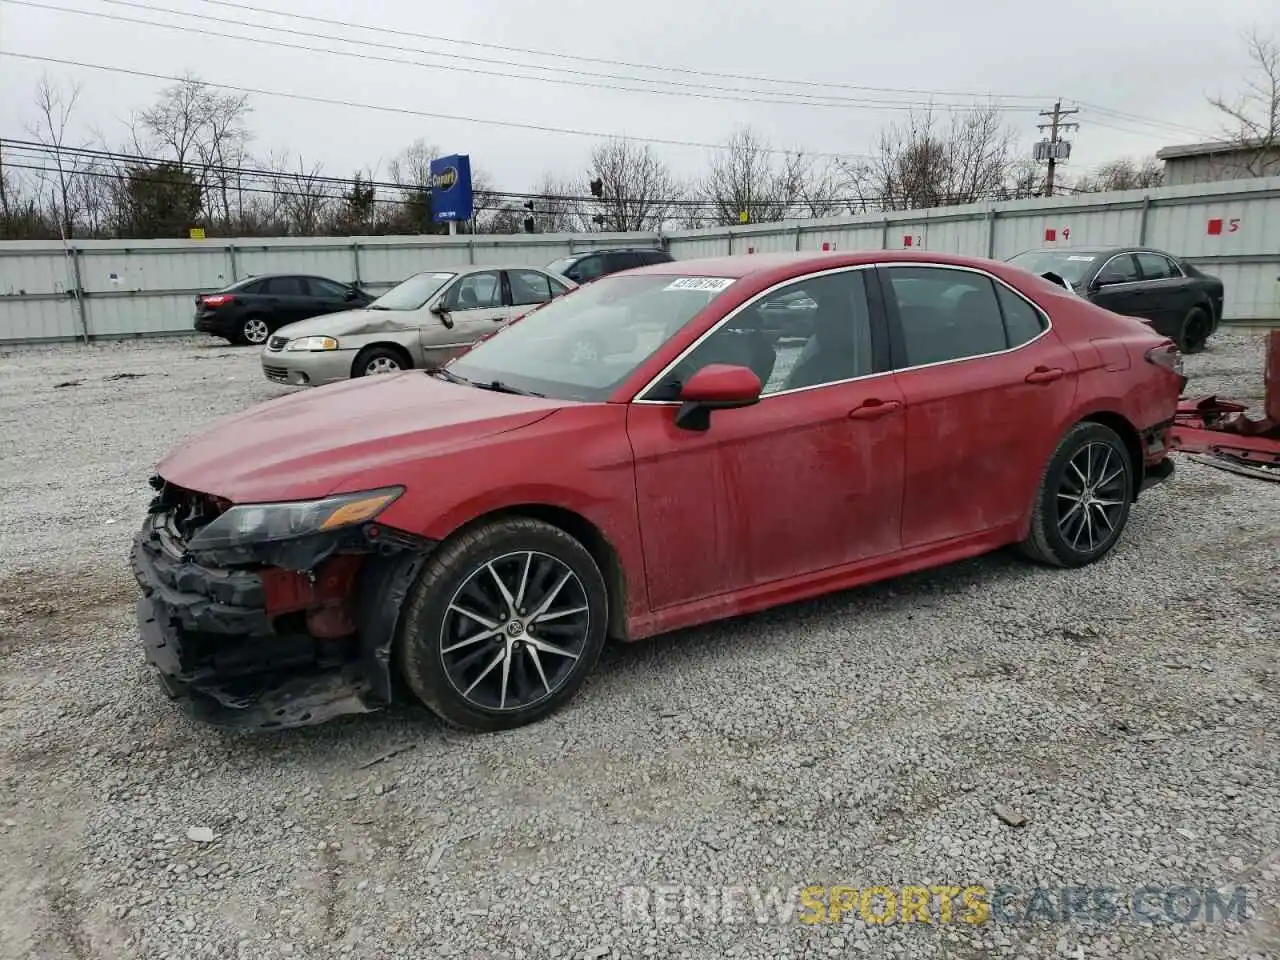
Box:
[621,250,1025,283]
[563,247,667,259]
[1013,246,1177,259]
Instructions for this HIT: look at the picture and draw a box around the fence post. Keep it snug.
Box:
[69,245,89,343]
[468,237,476,264]
[227,244,238,282]
[351,240,361,287]
[985,207,998,259]
[1137,195,1151,246]
[794,224,803,251]
[727,231,733,256]
[881,217,890,250]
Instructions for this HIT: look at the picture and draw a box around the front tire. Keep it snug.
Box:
[397,517,608,731]
[1177,306,1212,354]
[352,345,407,377]
[1018,422,1133,568]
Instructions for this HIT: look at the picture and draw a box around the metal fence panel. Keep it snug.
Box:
[3,180,1277,343]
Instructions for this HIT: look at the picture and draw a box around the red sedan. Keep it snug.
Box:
[131,251,1185,732]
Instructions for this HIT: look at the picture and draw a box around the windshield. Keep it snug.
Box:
[544,256,577,276]
[1007,251,1100,286]
[368,271,456,311]
[445,273,738,401]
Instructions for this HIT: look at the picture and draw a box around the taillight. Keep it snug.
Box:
[1145,343,1184,376]
[201,294,233,307]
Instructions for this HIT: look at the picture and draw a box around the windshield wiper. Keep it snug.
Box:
[432,367,470,385]
[473,379,545,397]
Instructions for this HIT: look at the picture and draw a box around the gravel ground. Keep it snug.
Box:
[0,329,1277,960]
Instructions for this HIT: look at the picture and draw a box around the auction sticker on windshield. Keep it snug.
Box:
[663,277,737,292]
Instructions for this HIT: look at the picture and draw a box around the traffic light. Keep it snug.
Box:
[589,178,604,198]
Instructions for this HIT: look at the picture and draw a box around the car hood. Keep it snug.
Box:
[156,371,567,503]
[274,308,418,339]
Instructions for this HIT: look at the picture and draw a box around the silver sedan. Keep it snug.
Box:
[260,265,576,387]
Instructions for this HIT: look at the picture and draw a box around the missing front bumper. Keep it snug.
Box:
[130,516,431,731]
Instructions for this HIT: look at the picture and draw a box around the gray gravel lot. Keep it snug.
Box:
[0,330,1277,960]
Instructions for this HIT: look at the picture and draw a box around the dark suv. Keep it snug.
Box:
[544,248,674,285]
[194,274,373,345]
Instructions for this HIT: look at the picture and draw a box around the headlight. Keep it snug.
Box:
[185,487,403,553]
[286,336,339,351]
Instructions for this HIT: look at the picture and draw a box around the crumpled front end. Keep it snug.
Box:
[130,477,432,731]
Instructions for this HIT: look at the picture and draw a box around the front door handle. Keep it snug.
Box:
[848,399,902,420]
[1025,366,1065,384]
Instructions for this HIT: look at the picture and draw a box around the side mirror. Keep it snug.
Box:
[431,303,454,329]
[674,363,762,431]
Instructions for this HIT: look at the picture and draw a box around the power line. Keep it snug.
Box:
[184,0,1058,103]
[4,0,1045,114]
[0,51,866,160]
[4,140,1040,211]
[170,0,1212,140]
[62,0,1046,113]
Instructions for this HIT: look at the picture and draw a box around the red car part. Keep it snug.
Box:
[1168,330,1280,482]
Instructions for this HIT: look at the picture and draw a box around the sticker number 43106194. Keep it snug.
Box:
[663,277,736,292]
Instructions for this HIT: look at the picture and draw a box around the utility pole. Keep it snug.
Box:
[1034,100,1079,196]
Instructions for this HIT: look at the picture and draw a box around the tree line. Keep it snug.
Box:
[1,28,1274,242]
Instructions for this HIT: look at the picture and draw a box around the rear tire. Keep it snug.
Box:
[352,345,409,378]
[397,517,608,732]
[238,315,270,346]
[1018,422,1134,568]
[1177,306,1212,354]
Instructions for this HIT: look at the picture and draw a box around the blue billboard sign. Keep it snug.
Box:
[429,154,473,222]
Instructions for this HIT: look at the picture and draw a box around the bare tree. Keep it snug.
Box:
[698,126,794,224]
[274,155,332,236]
[27,75,87,238]
[133,75,252,227]
[528,173,584,232]
[1073,156,1164,193]
[584,138,683,231]
[864,105,1021,210]
[1208,27,1280,178]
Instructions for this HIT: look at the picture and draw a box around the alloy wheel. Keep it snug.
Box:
[438,551,591,712]
[1055,441,1128,554]
[243,318,269,344]
[365,356,401,375]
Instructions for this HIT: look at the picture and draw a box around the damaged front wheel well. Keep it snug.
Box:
[444,504,630,643]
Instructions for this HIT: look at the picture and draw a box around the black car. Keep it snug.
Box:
[544,248,674,285]
[194,274,373,345]
[1006,246,1224,353]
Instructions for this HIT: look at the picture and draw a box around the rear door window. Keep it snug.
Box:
[1135,252,1175,280]
[508,269,555,306]
[883,267,1009,366]
[1096,254,1141,285]
[262,276,306,296]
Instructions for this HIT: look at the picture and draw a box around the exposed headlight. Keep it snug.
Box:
[286,336,339,351]
[185,487,403,553]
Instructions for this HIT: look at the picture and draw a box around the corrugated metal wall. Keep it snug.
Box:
[3,176,1278,343]
[664,176,1280,322]
[0,233,663,344]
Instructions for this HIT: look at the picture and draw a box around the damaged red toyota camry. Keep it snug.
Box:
[131,251,1186,732]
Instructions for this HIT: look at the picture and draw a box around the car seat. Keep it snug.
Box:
[783,297,863,390]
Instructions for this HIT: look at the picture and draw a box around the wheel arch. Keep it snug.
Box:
[1077,410,1144,499]
[351,341,415,377]
[434,503,630,643]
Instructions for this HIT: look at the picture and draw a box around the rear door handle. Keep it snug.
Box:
[1025,367,1065,384]
[848,399,902,420]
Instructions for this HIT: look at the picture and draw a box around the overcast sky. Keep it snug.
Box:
[0,0,1272,191]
